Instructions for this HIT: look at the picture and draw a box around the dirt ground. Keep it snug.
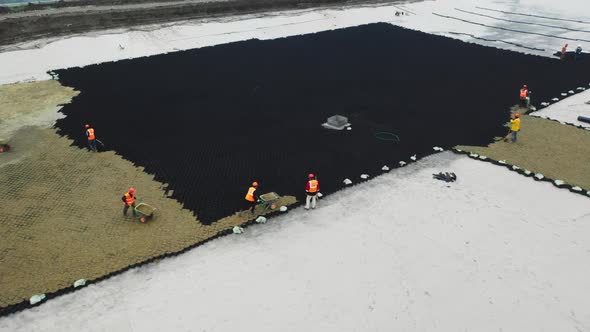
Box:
[457,109,590,189]
[0,0,406,46]
[0,80,78,141]
[0,81,296,308]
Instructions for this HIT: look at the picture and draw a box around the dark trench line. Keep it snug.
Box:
[455,8,590,33]
[475,6,590,25]
[446,32,545,51]
[433,13,590,43]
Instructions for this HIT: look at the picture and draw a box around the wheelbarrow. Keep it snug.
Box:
[133,202,157,223]
[0,143,10,153]
[258,192,281,211]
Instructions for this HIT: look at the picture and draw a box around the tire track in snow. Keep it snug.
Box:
[475,6,590,25]
[446,32,545,51]
[432,13,590,43]
[455,8,590,34]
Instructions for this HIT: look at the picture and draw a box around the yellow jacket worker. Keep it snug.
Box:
[510,113,521,142]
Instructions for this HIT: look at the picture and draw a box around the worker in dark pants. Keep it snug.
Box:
[122,187,138,218]
[575,45,583,60]
[244,181,259,215]
[85,124,98,152]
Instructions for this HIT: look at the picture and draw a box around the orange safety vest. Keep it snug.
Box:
[245,187,256,202]
[308,180,319,193]
[124,192,135,206]
[87,128,96,140]
[519,89,528,99]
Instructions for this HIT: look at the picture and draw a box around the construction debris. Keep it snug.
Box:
[73,279,87,288]
[29,294,46,305]
[322,115,350,130]
[432,172,457,183]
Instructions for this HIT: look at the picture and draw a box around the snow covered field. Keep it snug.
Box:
[1,0,589,84]
[532,89,590,128]
[2,0,590,330]
[2,152,590,332]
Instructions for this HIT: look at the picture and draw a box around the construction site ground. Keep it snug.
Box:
[0,80,295,309]
[457,107,590,190]
[1,80,588,309]
[0,0,407,47]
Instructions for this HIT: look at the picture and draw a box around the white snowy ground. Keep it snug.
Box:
[2,152,590,332]
[531,89,590,128]
[1,0,589,84]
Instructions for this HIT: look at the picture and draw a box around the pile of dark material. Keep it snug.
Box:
[433,172,457,183]
[54,23,590,224]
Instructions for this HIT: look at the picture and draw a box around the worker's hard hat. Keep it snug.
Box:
[252,182,258,187]
[85,124,90,128]
[515,113,520,118]
[129,187,136,193]
[308,173,315,179]
[523,85,527,88]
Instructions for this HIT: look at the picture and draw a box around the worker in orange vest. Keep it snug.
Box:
[305,173,320,210]
[244,182,259,214]
[561,43,568,60]
[122,187,138,217]
[519,85,530,108]
[85,124,97,152]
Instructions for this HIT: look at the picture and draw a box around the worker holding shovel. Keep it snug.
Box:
[508,113,521,143]
[85,124,97,152]
[85,124,105,152]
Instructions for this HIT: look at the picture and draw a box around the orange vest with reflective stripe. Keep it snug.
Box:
[520,89,528,99]
[308,180,319,193]
[124,192,135,206]
[245,187,256,202]
[87,128,96,140]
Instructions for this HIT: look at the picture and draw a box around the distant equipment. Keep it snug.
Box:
[322,115,350,130]
[577,115,590,124]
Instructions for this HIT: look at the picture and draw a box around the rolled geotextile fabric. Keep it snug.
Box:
[577,116,590,124]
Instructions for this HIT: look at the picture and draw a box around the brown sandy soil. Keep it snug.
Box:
[457,111,590,189]
[0,80,78,141]
[0,80,296,308]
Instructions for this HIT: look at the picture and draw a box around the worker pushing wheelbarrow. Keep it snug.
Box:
[122,187,156,223]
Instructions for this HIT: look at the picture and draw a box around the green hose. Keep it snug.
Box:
[374,132,401,142]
